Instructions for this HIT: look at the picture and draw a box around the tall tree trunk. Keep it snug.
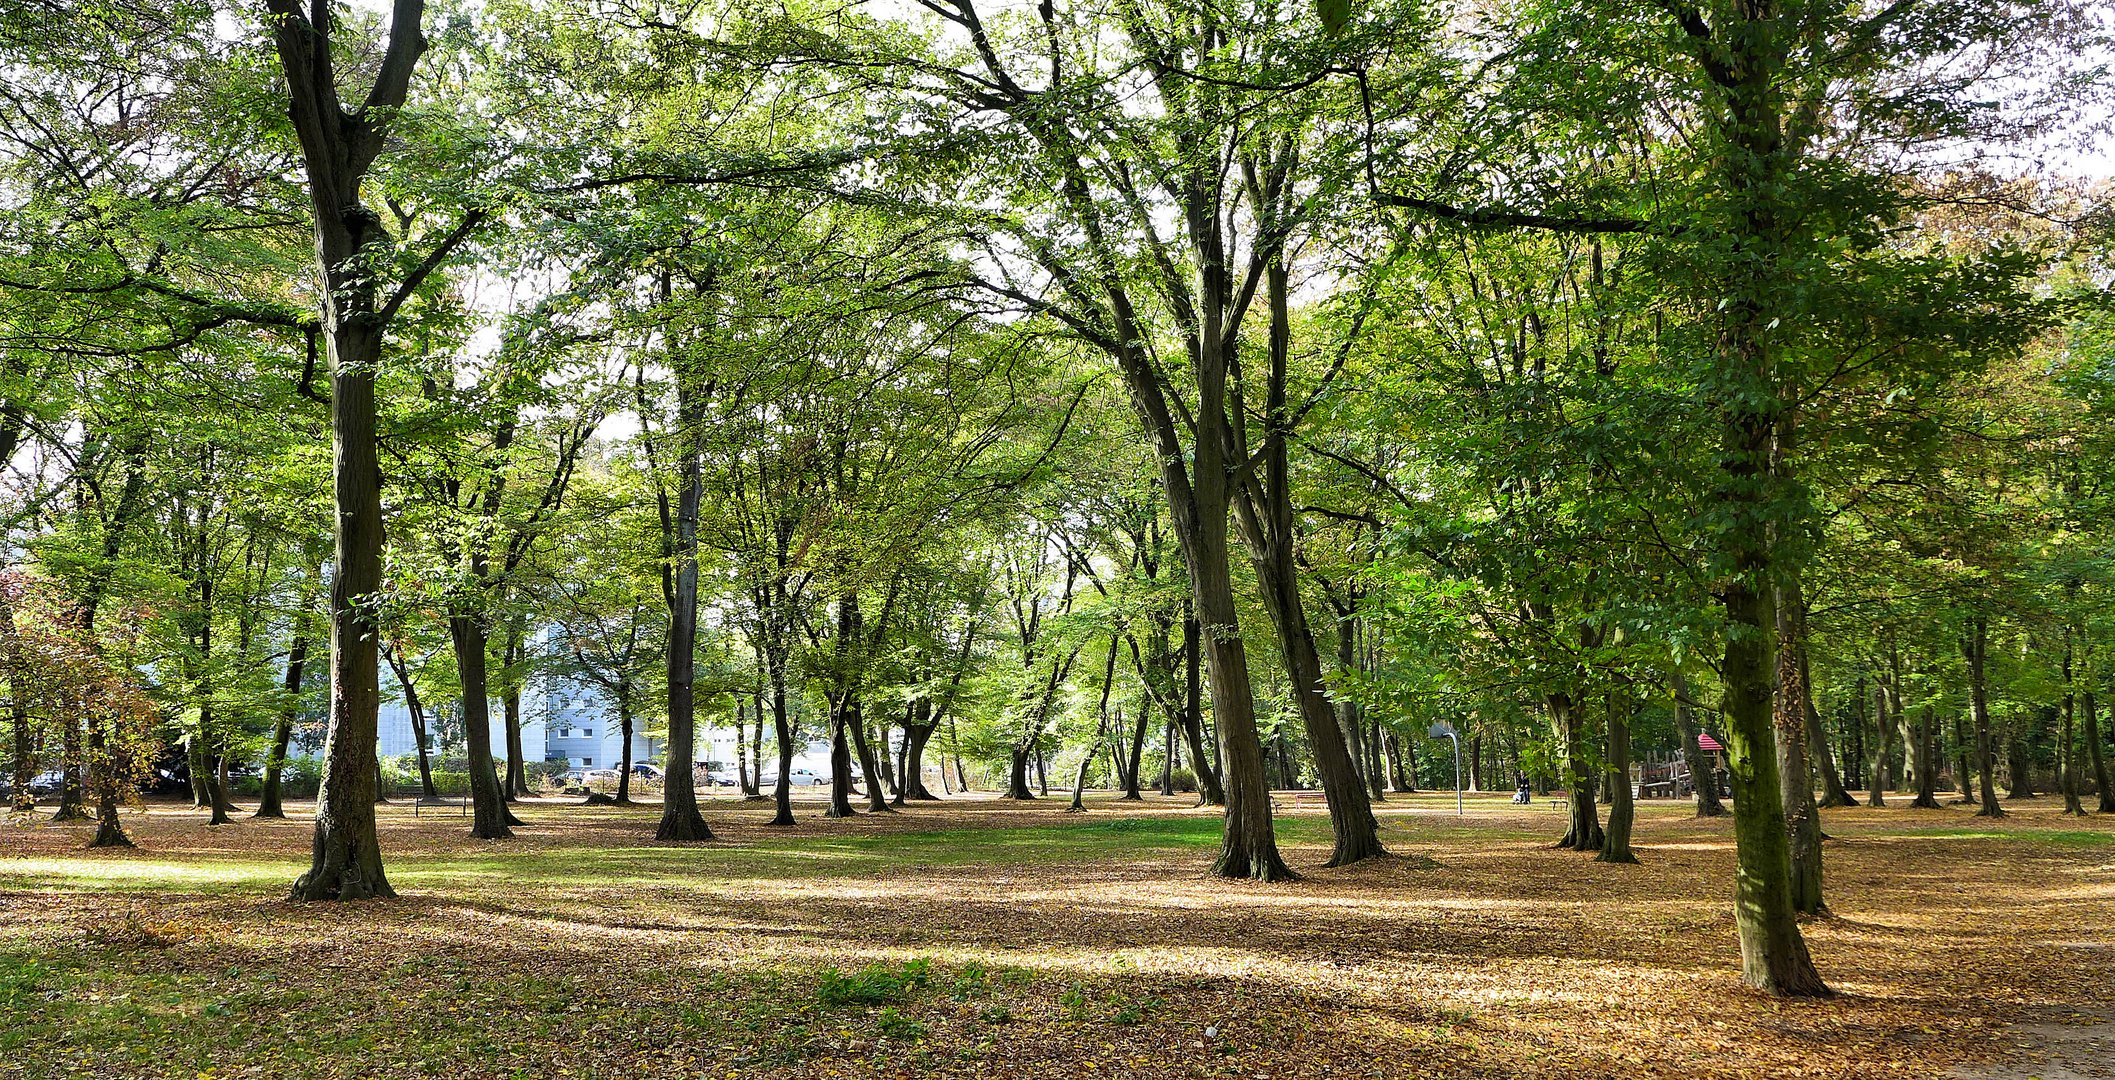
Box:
[1910,704,1942,809]
[767,662,795,826]
[1774,582,1825,916]
[2087,690,2113,814]
[275,0,455,903]
[656,372,710,840]
[449,614,515,839]
[615,696,635,804]
[849,704,890,813]
[1967,616,2003,817]
[386,651,439,801]
[1336,612,1384,803]
[1953,710,1977,804]
[1867,677,1889,808]
[1598,692,1638,864]
[1232,260,1381,868]
[502,623,530,799]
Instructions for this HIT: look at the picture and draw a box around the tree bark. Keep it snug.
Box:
[1598,692,1637,864]
[2087,689,2113,814]
[1774,581,1826,916]
[274,0,449,903]
[1551,692,1602,851]
[449,615,516,839]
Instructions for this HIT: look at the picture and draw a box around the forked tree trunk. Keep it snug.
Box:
[274,0,460,903]
[1234,261,1382,868]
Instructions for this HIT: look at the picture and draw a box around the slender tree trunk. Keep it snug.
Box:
[1867,678,1889,808]
[656,372,710,840]
[503,624,530,799]
[616,697,635,805]
[2087,690,2113,814]
[849,703,890,813]
[1803,637,1851,808]
[1967,617,2003,817]
[1953,710,1976,804]
[767,663,795,826]
[1175,611,1223,806]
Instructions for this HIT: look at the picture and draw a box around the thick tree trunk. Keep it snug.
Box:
[1121,704,1148,801]
[449,615,515,839]
[1598,693,1637,864]
[1775,584,1826,916]
[1551,693,1602,852]
[1910,705,1942,808]
[899,707,941,801]
[1967,617,2003,817]
[827,705,857,818]
[656,374,711,839]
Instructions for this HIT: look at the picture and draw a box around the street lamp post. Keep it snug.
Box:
[1427,721,1463,816]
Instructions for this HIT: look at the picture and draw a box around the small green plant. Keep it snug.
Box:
[949,961,990,1000]
[1059,983,1088,1019]
[979,1004,1012,1025]
[815,959,932,1007]
[1110,993,1161,1026]
[875,1006,926,1040]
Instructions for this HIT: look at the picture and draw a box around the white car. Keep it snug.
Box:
[756,768,829,787]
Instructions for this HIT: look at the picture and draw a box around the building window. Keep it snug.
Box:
[581,728,592,737]
[578,756,593,767]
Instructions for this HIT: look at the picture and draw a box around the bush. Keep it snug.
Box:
[1168,768,1197,793]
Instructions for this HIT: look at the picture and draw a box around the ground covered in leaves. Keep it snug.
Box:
[3,788,2112,1079]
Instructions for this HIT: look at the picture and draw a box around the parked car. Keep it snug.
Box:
[755,768,829,787]
[629,763,664,780]
[703,769,739,787]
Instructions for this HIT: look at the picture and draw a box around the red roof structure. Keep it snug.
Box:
[1697,733,1725,752]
